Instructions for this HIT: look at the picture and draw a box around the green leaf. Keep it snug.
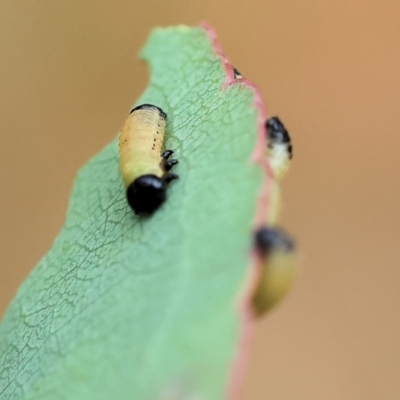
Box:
[0,25,267,399]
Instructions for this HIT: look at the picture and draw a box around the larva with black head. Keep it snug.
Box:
[265,116,293,181]
[252,226,297,316]
[119,104,178,214]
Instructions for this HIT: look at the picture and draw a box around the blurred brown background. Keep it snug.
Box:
[1,1,399,399]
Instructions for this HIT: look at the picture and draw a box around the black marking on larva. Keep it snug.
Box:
[129,103,167,120]
[287,144,293,159]
[265,117,291,144]
[254,227,295,255]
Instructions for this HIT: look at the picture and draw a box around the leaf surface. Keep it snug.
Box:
[0,25,268,400]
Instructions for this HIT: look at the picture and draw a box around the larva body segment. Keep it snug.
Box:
[119,105,166,187]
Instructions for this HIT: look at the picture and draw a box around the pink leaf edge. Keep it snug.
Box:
[200,21,274,400]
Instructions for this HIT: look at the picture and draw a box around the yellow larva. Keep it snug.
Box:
[119,104,178,214]
[252,226,297,316]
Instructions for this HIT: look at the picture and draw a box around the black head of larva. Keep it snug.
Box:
[254,226,295,256]
[126,175,167,215]
[129,103,167,120]
[265,117,291,144]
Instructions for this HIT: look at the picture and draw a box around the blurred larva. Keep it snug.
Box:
[252,226,297,316]
[266,116,292,181]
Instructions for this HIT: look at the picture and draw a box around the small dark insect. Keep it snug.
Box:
[252,226,297,316]
[265,116,293,181]
[119,104,178,214]
[233,67,243,79]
